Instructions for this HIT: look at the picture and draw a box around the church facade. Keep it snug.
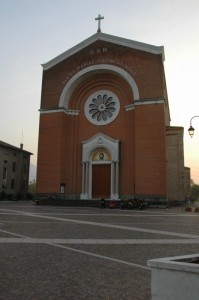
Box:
[36,31,188,203]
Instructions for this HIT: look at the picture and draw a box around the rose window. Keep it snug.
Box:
[84,90,120,125]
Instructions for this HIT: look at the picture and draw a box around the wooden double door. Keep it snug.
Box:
[92,164,111,198]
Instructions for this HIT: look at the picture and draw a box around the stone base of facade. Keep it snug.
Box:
[35,193,168,207]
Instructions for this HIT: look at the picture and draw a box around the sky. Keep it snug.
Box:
[0,0,199,183]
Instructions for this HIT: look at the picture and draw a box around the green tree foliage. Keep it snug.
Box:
[28,180,36,194]
[191,183,199,201]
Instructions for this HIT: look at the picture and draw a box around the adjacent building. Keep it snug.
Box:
[0,141,32,198]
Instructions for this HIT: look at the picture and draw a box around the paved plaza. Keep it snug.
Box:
[1,201,199,300]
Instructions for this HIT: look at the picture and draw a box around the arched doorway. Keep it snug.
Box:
[91,148,111,198]
[80,133,120,200]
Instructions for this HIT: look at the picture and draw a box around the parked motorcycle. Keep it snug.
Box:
[120,198,146,210]
[99,198,106,208]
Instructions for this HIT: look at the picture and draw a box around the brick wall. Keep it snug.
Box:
[37,39,168,199]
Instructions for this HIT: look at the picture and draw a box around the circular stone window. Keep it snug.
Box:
[84,90,120,125]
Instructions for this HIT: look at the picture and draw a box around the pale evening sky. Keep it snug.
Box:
[0,0,199,183]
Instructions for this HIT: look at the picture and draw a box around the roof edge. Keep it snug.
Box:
[42,32,165,71]
[0,140,33,155]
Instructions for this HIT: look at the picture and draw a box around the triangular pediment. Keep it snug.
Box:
[82,133,120,162]
[82,132,119,145]
[42,32,164,70]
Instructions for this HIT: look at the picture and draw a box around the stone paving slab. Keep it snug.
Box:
[0,243,150,300]
[0,201,199,300]
[66,243,199,267]
[0,222,188,240]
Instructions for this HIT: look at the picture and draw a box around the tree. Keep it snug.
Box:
[28,180,36,194]
[191,183,199,201]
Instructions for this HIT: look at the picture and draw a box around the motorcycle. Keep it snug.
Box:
[99,198,105,208]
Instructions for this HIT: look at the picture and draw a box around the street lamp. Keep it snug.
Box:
[188,116,199,137]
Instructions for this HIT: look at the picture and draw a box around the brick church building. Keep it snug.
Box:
[36,25,190,204]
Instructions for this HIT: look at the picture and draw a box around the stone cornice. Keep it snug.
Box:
[40,98,165,115]
[39,108,79,115]
[42,32,165,70]
[134,98,165,106]
[124,98,165,111]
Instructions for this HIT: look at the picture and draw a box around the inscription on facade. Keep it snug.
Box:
[62,47,136,84]
[89,48,108,55]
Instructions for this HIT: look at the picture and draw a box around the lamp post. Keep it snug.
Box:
[188,116,199,137]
